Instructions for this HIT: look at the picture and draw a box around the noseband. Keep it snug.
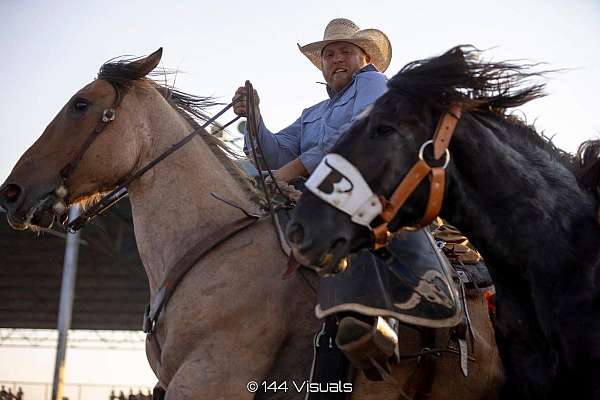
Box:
[305,104,462,249]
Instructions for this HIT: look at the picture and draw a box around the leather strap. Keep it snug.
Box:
[415,167,445,229]
[373,105,462,245]
[403,328,440,400]
[64,101,240,233]
[380,159,432,222]
[60,84,121,183]
[432,105,462,159]
[143,215,260,333]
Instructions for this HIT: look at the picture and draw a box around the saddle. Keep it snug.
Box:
[315,229,462,328]
[432,222,493,291]
[275,208,462,327]
[270,183,492,388]
[274,208,477,383]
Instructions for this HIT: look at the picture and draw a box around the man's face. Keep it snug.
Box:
[321,42,369,93]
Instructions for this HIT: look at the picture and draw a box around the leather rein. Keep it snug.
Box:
[58,79,241,233]
[53,78,270,336]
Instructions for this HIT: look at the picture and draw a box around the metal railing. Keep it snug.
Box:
[0,381,152,400]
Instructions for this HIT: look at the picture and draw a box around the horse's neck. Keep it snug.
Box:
[444,112,597,281]
[126,90,253,293]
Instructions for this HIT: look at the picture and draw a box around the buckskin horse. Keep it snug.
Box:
[287,45,600,399]
[0,49,502,399]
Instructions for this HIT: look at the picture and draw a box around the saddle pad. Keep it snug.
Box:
[316,229,462,328]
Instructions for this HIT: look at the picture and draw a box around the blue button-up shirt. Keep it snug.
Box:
[243,64,388,173]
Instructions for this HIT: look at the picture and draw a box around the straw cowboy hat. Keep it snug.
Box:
[298,18,392,73]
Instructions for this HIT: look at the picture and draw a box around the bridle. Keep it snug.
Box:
[53,77,272,338]
[305,104,462,250]
[57,79,241,233]
[58,82,122,186]
[52,82,122,218]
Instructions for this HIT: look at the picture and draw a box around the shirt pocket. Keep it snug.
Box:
[326,84,357,129]
[300,112,323,153]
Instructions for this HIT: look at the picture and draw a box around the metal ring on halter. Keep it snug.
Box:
[418,140,451,169]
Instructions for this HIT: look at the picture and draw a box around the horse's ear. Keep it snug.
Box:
[128,48,163,77]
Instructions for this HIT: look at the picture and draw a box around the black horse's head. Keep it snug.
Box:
[287,45,547,274]
[287,85,436,273]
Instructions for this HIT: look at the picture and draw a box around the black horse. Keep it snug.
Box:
[287,46,600,399]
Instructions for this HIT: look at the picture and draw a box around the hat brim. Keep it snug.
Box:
[298,29,391,73]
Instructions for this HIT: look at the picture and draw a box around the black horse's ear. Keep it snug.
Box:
[128,48,163,77]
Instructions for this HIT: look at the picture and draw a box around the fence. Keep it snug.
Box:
[0,381,151,400]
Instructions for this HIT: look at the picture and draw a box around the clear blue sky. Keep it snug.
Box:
[1,0,599,395]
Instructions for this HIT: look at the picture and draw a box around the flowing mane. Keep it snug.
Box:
[389,45,546,112]
[97,55,262,203]
[389,45,600,200]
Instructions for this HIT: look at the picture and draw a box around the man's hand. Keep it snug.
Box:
[264,171,303,202]
[273,158,309,183]
[232,85,261,119]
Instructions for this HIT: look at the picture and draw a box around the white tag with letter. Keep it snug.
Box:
[305,154,382,227]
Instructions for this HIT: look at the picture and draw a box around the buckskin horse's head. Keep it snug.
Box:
[0,49,163,230]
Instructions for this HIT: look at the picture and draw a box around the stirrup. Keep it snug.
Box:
[335,316,398,381]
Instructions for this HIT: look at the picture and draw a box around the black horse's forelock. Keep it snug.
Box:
[388,45,547,112]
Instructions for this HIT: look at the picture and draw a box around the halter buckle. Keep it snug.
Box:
[373,223,391,250]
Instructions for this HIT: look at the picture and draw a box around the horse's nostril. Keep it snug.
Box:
[2,184,22,203]
[287,223,305,245]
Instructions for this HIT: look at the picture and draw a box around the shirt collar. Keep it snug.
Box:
[326,64,378,99]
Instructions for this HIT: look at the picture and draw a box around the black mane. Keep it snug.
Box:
[389,45,600,199]
[389,45,547,112]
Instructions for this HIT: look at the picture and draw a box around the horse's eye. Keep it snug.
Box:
[376,124,396,136]
[73,98,90,112]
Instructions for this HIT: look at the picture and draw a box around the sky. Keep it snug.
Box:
[1,0,599,397]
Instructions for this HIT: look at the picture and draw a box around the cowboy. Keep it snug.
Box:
[232,19,405,383]
[233,18,392,182]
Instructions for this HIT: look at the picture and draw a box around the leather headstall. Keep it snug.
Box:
[59,81,121,185]
[373,104,462,249]
[52,81,122,221]
[60,85,240,233]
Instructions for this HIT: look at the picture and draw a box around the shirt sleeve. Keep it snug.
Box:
[243,116,301,170]
[300,72,388,173]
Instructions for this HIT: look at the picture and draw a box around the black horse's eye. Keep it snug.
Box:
[375,124,396,136]
[72,98,90,112]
